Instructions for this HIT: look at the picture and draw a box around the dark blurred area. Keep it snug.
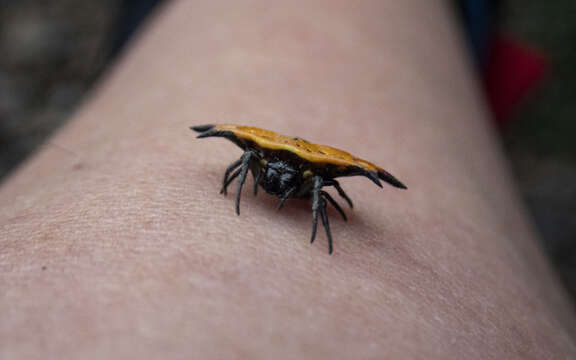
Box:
[1,1,575,299]
[0,0,160,175]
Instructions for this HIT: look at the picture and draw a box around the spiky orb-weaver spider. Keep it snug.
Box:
[192,124,407,254]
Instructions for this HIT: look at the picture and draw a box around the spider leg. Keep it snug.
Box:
[310,176,323,244]
[252,168,262,196]
[325,179,353,209]
[277,186,296,210]
[321,190,347,221]
[333,181,353,209]
[220,167,241,195]
[235,151,255,215]
[220,158,242,195]
[319,196,333,254]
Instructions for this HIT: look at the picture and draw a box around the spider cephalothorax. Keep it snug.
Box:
[192,124,407,254]
[259,159,302,198]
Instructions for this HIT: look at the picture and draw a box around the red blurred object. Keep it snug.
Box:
[484,34,548,126]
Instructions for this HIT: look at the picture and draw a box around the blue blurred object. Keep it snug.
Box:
[112,0,165,55]
[455,0,500,67]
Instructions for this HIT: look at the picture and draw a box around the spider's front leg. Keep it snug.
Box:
[220,158,242,195]
[220,151,261,198]
[251,163,263,196]
[234,150,261,215]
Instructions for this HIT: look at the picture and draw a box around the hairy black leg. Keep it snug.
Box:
[220,168,241,195]
[220,158,242,195]
[277,186,296,210]
[325,179,353,209]
[321,191,347,221]
[319,197,333,254]
[310,176,323,244]
[253,169,262,196]
[333,181,353,209]
[235,151,254,215]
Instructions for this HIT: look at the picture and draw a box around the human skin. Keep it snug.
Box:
[1,0,575,358]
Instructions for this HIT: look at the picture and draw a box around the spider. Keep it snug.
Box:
[192,124,406,254]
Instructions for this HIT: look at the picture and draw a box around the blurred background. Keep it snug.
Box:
[1,1,575,299]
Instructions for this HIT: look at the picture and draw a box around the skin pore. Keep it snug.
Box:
[1,0,575,358]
